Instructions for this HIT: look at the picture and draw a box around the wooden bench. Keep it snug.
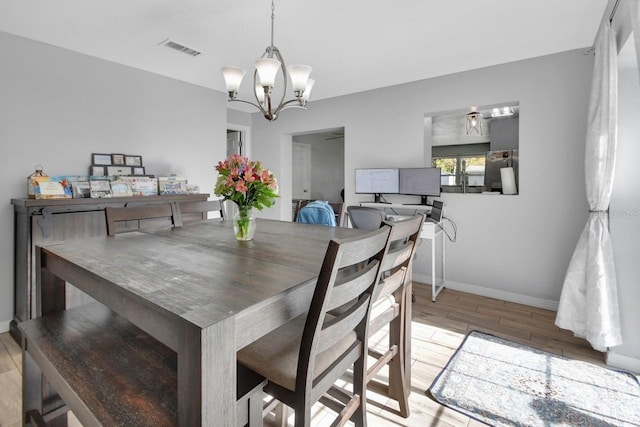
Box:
[19,302,265,426]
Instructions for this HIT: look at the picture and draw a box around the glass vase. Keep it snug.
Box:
[233,207,256,241]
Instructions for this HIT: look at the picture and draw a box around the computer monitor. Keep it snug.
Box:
[399,167,441,205]
[355,168,399,203]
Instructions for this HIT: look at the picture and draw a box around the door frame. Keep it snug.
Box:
[226,123,252,157]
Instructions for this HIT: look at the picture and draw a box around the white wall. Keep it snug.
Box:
[249,49,593,309]
[0,32,228,327]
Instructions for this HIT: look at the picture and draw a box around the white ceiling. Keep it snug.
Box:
[0,0,608,105]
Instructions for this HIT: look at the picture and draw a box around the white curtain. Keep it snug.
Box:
[555,20,622,352]
[631,0,640,77]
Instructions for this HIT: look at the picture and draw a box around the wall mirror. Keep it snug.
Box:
[425,102,519,194]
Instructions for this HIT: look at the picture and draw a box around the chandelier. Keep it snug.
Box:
[221,0,314,122]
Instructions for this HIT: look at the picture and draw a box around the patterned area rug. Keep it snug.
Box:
[428,331,640,426]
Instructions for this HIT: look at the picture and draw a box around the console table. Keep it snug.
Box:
[359,202,446,301]
[10,194,209,340]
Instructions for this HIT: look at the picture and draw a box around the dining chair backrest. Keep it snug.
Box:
[376,214,424,302]
[177,200,224,225]
[346,205,386,230]
[105,203,181,236]
[329,202,345,227]
[296,225,391,418]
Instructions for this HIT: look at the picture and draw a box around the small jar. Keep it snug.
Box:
[27,165,47,198]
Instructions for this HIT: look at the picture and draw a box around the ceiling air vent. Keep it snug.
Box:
[159,39,202,57]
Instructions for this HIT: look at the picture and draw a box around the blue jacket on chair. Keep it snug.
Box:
[297,201,337,227]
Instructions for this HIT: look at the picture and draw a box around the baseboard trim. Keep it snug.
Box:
[0,319,10,334]
[606,351,640,374]
[412,274,559,311]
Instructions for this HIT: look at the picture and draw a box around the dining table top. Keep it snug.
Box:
[39,218,366,336]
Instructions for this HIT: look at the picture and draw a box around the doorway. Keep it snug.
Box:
[291,127,345,206]
[226,124,251,158]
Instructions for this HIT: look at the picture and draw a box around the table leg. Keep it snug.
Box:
[37,247,66,317]
[25,248,68,426]
[180,317,237,426]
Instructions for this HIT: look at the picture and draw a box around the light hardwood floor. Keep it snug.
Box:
[0,282,605,426]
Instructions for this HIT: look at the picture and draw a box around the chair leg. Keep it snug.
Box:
[294,405,312,427]
[389,314,410,418]
[351,350,367,427]
[274,402,288,427]
[248,392,264,426]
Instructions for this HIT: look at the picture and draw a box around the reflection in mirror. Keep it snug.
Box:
[425,102,519,194]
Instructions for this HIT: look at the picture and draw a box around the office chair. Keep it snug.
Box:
[346,205,385,230]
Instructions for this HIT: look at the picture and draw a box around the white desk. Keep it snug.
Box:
[359,203,446,301]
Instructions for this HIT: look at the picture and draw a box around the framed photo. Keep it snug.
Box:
[110,179,133,197]
[106,165,132,176]
[129,177,158,196]
[72,181,91,198]
[158,176,188,195]
[89,179,113,198]
[111,153,126,165]
[92,153,112,166]
[125,155,143,166]
[31,176,73,199]
[133,166,146,176]
[90,165,106,176]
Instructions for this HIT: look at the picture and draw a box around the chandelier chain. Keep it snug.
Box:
[270,0,275,48]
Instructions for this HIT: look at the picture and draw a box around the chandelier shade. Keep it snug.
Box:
[221,0,314,121]
[465,107,484,135]
[255,58,281,88]
[221,67,246,95]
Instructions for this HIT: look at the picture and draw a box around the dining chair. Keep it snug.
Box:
[294,200,345,227]
[105,203,182,235]
[295,200,339,227]
[177,199,224,225]
[237,225,392,426]
[346,205,385,230]
[367,214,424,418]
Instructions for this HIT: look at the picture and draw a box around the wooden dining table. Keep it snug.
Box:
[27,218,413,425]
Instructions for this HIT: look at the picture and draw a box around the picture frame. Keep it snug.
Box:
[92,153,112,166]
[110,179,133,197]
[158,176,188,195]
[31,176,73,199]
[106,165,133,176]
[90,165,106,176]
[132,166,146,176]
[125,155,143,166]
[89,179,113,198]
[127,176,158,196]
[111,153,126,165]
[72,181,91,198]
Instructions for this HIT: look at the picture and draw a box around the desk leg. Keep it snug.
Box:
[442,230,446,293]
[431,236,436,302]
[180,317,237,426]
